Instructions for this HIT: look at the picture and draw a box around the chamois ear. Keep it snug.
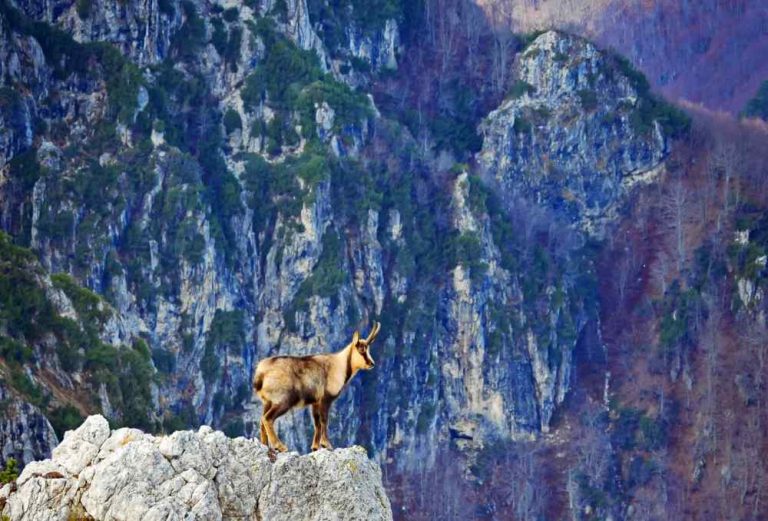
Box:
[351,330,360,345]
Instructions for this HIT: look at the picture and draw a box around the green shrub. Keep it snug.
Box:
[286,230,346,328]
[201,342,220,384]
[84,342,119,373]
[349,56,371,73]
[0,336,34,364]
[508,80,535,99]
[627,456,658,488]
[0,458,18,484]
[0,233,62,342]
[0,0,91,78]
[152,348,176,374]
[211,18,228,56]
[47,405,84,439]
[158,0,174,15]
[513,115,532,134]
[517,29,547,50]
[742,80,768,120]
[638,415,666,450]
[51,273,111,324]
[630,97,691,138]
[223,418,245,437]
[224,27,242,66]
[612,53,650,95]
[298,78,372,135]
[577,89,598,111]
[609,52,690,138]
[170,2,207,62]
[222,7,239,22]
[429,114,482,156]
[8,149,42,191]
[76,0,91,19]
[423,80,483,156]
[115,342,154,431]
[299,230,345,300]
[162,404,198,432]
[241,36,322,111]
[445,231,487,282]
[416,401,436,434]
[0,86,20,113]
[207,310,245,355]
[10,368,45,407]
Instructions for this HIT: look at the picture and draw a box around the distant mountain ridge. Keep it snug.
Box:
[477,0,768,113]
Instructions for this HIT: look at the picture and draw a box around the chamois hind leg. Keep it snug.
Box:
[259,400,272,445]
[264,401,292,452]
[318,401,333,450]
[311,404,322,451]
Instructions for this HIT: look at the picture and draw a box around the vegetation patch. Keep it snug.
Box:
[742,79,768,120]
[609,53,691,138]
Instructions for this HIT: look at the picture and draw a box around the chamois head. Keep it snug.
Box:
[350,321,380,370]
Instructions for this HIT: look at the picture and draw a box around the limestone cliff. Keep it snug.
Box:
[0,381,57,466]
[478,31,668,237]
[0,0,683,500]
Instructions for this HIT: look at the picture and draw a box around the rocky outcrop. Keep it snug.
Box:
[0,415,392,521]
[478,31,667,236]
[0,381,58,466]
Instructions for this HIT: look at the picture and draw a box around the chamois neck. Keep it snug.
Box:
[335,343,358,384]
[334,342,354,357]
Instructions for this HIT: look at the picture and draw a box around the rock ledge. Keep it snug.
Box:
[0,415,392,521]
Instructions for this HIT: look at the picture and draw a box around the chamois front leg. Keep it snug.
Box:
[319,400,333,450]
[311,404,322,451]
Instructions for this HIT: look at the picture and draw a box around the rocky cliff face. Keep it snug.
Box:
[0,1,700,517]
[0,0,678,465]
[478,31,667,236]
[4,1,766,519]
[0,381,58,466]
[0,414,392,521]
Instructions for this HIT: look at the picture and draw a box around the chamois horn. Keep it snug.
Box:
[365,321,381,345]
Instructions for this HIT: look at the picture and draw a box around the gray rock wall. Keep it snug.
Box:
[478,31,667,237]
[0,381,58,466]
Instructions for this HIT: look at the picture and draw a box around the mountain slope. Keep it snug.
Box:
[0,1,767,520]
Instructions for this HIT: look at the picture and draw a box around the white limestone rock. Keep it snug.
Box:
[1,415,393,521]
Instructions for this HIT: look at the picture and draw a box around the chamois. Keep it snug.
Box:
[253,322,380,452]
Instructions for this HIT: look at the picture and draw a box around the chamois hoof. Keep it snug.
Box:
[274,443,288,453]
